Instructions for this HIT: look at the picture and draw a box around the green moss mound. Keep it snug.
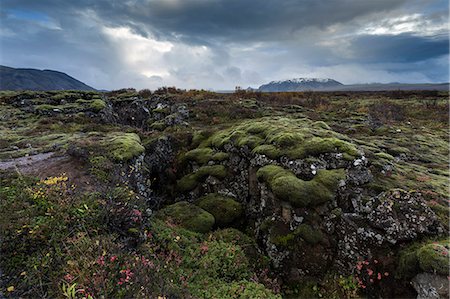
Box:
[417,243,449,275]
[177,165,228,192]
[184,148,229,164]
[89,99,107,111]
[197,193,243,226]
[398,239,449,278]
[257,165,345,207]
[200,117,359,160]
[104,133,145,161]
[157,201,215,233]
[295,224,324,244]
[270,223,323,247]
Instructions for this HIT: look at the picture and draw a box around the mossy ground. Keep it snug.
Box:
[0,89,448,298]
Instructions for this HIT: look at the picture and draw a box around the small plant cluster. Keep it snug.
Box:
[354,259,390,292]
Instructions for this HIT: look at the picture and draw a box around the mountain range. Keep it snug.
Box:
[256,78,449,92]
[0,65,95,91]
[258,78,343,92]
[0,66,448,92]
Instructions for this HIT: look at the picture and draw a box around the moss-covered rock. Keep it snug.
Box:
[150,120,166,131]
[184,148,229,164]
[398,239,449,278]
[200,117,359,160]
[89,99,107,112]
[177,165,228,192]
[295,224,324,244]
[257,165,345,207]
[417,243,449,275]
[104,133,145,161]
[157,201,215,233]
[197,193,243,226]
[252,144,281,159]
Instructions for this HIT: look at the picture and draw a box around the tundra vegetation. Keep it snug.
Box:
[0,88,448,298]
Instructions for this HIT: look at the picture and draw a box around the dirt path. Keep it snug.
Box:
[0,152,56,171]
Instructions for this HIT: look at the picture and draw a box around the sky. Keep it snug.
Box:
[0,0,448,90]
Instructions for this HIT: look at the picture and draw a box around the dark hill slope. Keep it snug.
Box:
[0,65,95,91]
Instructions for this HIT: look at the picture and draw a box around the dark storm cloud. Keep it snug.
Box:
[349,34,449,63]
[2,0,409,43]
[0,0,448,89]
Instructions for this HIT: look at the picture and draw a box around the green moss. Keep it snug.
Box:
[192,130,214,147]
[236,135,264,148]
[75,98,90,104]
[271,231,296,247]
[375,152,395,160]
[177,165,228,192]
[35,102,83,113]
[270,223,323,247]
[184,148,229,164]
[246,122,268,134]
[417,243,449,275]
[212,152,230,161]
[152,107,169,114]
[314,168,346,192]
[36,104,58,111]
[104,133,145,161]
[252,144,282,159]
[257,165,345,207]
[150,120,166,131]
[88,155,113,181]
[430,203,449,227]
[267,132,303,147]
[202,117,359,160]
[314,121,331,130]
[185,148,214,164]
[197,193,243,226]
[192,279,281,299]
[386,146,411,156]
[89,99,107,112]
[297,137,358,159]
[156,201,215,233]
[398,239,449,278]
[295,224,323,244]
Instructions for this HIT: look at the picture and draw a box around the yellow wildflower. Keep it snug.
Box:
[42,175,68,186]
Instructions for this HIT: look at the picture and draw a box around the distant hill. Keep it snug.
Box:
[258,78,343,92]
[0,65,95,91]
[257,77,449,92]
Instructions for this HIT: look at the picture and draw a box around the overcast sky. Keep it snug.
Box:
[0,0,448,90]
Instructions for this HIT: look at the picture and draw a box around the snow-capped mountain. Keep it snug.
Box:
[258,78,343,92]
